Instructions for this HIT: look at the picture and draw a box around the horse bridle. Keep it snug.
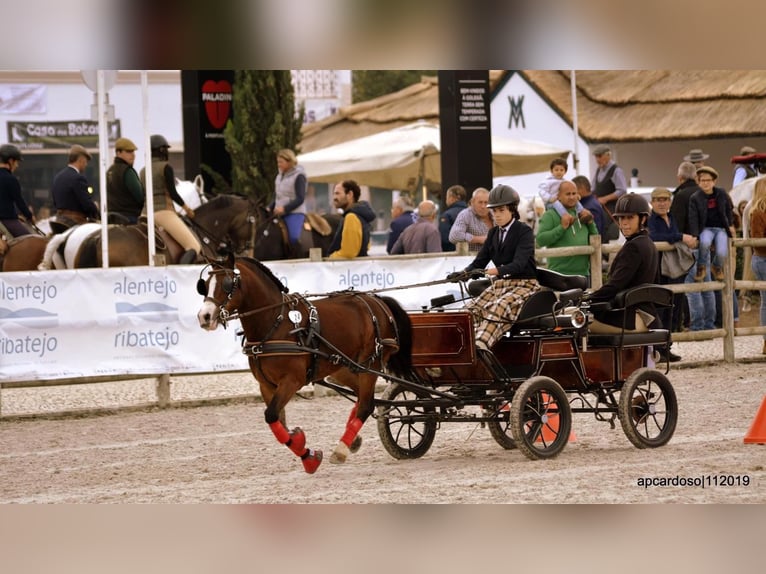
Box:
[197,264,241,326]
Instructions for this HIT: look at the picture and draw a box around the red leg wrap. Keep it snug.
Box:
[340,417,364,447]
[287,427,307,456]
[268,421,290,444]
[346,404,359,425]
[301,449,323,474]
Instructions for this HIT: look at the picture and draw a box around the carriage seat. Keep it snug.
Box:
[586,284,673,348]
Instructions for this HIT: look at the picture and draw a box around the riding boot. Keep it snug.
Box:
[179,249,197,264]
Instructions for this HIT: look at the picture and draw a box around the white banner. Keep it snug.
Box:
[0,85,46,114]
[0,255,473,382]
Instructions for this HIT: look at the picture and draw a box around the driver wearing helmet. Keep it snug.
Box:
[0,144,36,238]
[447,184,540,352]
[588,193,661,332]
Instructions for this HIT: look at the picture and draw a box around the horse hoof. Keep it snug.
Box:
[330,441,350,464]
[302,449,323,474]
[349,435,363,454]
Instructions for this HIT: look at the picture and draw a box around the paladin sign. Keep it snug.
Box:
[201,80,232,131]
[8,120,121,150]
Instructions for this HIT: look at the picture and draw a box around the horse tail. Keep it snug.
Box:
[75,232,101,268]
[378,295,412,378]
[38,229,71,270]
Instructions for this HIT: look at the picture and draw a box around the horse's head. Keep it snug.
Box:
[196,253,242,331]
[196,253,288,331]
[192,195,258,257]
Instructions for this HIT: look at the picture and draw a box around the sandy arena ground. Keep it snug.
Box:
[1,360,764,504]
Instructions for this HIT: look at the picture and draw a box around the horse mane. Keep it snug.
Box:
[238,256,289,293]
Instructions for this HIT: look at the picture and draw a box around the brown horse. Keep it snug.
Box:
[251,208,341,260]
[39,195,257,269]
[1,234,49,271]
[196,254,412,474]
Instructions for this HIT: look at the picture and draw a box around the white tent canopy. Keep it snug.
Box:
[298,121,569,191]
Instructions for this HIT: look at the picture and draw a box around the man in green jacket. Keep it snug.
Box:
[536,180,599,279]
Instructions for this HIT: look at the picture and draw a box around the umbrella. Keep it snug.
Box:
[297,121,569,193]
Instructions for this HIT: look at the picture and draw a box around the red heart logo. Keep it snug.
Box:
[201,80,232,130]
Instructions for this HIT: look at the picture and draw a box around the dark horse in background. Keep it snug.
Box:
[39,194,257,269]
[250,207,341,261]
[196,254,412,473]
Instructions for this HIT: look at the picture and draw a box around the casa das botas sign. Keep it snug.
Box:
[201,80,232,131]
[7,120,121,150]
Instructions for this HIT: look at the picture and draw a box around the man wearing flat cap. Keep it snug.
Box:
[51,144,99,228]
[107,137,145,223]
[591,144,627,241]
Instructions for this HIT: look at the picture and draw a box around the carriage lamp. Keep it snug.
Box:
[570,309,587,329]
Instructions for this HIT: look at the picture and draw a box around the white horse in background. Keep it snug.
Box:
[174,174,208,215]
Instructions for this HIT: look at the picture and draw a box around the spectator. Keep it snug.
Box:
[671,161,708,331]
[448,187,492,252]
[140,134,200,264]
[538,158,590,224]
[328,179,376,259]
[536,180,599,279]
[390,200,441,254]
[439,184,467,252]
[748,177,766,355]
[732,145,758,188]
[0,144,35,238]
[683,148,709,169]
[572,175,604,236]
[591,144,627,241]
[647,187,697,361]
[106,137,144,224]
[447,185,539,353]
[386,195,416,254]
[689,166,735,282]
[272,148,307,257]
[51,144,99,226]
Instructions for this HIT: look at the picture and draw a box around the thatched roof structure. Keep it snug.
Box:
[519,70,766,142]
[299,71,766,152]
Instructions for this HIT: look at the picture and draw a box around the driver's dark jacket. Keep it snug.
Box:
[589,229,660,329]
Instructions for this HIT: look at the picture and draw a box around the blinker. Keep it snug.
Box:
[196,278,208,296]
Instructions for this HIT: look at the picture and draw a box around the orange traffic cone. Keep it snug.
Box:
[536,393,576,443]
[744,396,766,445]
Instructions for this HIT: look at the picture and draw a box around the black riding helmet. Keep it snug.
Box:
[150,134,170,150]
[486,184,520,208]
[0,143,23,163]
[612,193,650,217]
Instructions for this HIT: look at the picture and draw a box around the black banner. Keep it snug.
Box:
[181,70,235,191]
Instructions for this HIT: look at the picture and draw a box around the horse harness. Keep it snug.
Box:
[200,266,401,383]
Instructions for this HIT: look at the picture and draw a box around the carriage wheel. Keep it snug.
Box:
[486,401,517,450]
[510,376,571,460]
[376,383,437,460]
[618,367,677,449]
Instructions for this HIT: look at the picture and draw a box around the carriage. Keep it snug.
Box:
[197,257,678,472]
[369,269,677,461]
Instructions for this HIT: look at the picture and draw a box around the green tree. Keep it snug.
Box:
[351,70,436,103]
[224,70,303,206]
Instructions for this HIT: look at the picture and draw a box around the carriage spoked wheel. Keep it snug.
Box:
[510,376,571,460]
[376,383,437,460]
[485,400,517,450]
[618,367,677,449]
